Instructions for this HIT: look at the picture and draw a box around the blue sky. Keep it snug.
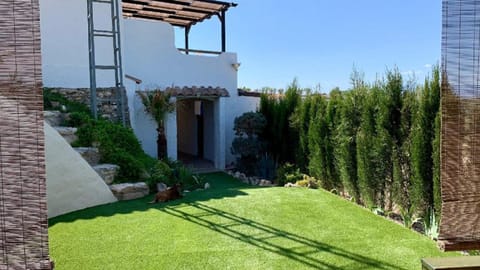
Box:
[175,1,441,92]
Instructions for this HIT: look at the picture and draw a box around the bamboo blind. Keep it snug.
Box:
[439,0,480,251]
[0,0,52,268]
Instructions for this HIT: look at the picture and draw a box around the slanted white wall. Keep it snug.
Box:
[39,0,119,88]
[44,122,117,218]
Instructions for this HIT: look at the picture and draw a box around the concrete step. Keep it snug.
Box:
[53,126,77,144]
[74,147,101,166]
[44,110,66,126]
[93,164,120,185]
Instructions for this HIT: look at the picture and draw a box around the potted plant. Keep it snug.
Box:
[138,89,175,159]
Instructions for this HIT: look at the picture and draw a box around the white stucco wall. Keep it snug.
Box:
[45,122,117,218]
[123,19,237,168]
[203,101,215,162]
[39,0,119,88]
[39,0,260,168]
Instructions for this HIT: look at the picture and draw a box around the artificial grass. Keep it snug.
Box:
[49,172,456,269]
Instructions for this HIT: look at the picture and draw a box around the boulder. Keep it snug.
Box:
[93,164,119,185]
[284,182,298,188]
[411,220,425,234]
[109,182,149,201]
[204,182,211,189]
[259,179,273,187]
[43,111,63,126]
[54,126,78,144]
[74,147,101,166]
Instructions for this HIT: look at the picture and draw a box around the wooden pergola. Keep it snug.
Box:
[122,0,237,54]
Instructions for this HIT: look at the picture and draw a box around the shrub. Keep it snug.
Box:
[295,175,319,189]
[43,88,90,115]
[145,160,173,191]
[259,80,301,166]
[74,118,156,182]
[231,112,266,176]
[276,163,301,186]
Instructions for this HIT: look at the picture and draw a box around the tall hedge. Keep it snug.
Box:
[257,67,441,217]
[259,81,301,166]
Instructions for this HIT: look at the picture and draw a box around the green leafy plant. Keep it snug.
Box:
[74,118,156,182]
[295,175,319,189]
[276,163,302,186]
[423,207,439,240]
[138,89,175,159]
[400,205,416,228]
[146,160,174,191]
[43,88,91,115]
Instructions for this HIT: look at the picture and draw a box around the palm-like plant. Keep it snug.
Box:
[138,89,175,159]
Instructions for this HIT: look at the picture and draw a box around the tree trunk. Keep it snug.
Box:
[157,124,167,160]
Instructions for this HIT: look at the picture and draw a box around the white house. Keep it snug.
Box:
[39,0,259,170]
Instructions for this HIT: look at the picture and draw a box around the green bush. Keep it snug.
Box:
[43,88,91,115]
[146,159,204,191]
[259,80,301,166]
[73,119,156,182]
[231,112,266,176]
[276,163,302,186]
[295,175,319,189]
[146,160,174,191]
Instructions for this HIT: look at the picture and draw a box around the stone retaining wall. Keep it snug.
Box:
[48,87,130,125]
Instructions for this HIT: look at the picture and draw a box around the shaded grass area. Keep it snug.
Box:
[49,173,455,269]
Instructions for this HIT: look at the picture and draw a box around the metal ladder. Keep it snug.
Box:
[87,0,126,125]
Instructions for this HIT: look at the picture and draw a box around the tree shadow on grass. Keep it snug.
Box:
[160,202,408,270]
[49,172,257,226]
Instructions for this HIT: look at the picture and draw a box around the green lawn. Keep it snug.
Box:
[49,172,456,269]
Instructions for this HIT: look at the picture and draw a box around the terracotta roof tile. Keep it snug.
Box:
[165,86,230,97]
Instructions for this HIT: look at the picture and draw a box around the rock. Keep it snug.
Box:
[54,126,78,144]
[44,111,63,126]
[259,179,273,187]
[239,173,246,180]
[204,182,210,189]
[156,182,167,192]
[93,164,120,185]
[411,220,425,234]
[387,212,403,224]
[284,182,298,188]
[234,171,241,178]
[74,147,101,166]
[307,180,318,189]
[109,182,149,201]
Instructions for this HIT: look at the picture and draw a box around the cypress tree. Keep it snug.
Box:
[392,90,417,210]
[356,88,378,207]
[308,94,330,188]
[410,67,440,213]
[334,89,364,202]
[432,110,441,216]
